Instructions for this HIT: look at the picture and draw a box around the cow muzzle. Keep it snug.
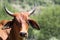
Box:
[19,32,28,38]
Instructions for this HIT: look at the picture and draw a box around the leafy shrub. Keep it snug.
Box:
[29,5,60,40]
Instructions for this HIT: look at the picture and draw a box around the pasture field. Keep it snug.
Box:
[0,0,60,40]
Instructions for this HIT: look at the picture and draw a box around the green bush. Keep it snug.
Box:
[29,5,60,40]
[53,0,60,4]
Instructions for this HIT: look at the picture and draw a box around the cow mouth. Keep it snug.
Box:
[18,33,28,38]
[20,34,28,38]
[19,32,28,38]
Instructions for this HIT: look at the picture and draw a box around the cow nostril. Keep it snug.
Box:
[20,32,26,37]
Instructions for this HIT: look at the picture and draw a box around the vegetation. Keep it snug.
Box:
[0,0,60,40]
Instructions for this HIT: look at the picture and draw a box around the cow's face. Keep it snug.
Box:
[4,6,40,38]
[13,13,29,38]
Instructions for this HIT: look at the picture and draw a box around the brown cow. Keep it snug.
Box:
[0,6,40,40]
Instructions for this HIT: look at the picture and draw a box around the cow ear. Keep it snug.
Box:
[28,19,40,30]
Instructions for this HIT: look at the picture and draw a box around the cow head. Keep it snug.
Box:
[4,6,40,38]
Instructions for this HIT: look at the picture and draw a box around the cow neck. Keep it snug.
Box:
[7,27,16,40]
[6,19,15,40]
[7,19,24,40]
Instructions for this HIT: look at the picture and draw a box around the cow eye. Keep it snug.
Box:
[14,19,22,27]
[26,21,29,25]
[16,22,22,27]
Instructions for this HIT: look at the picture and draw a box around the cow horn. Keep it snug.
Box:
[28,6,36,15]
[4,6,14,17]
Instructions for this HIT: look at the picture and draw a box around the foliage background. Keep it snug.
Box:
[0,0,60,40]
